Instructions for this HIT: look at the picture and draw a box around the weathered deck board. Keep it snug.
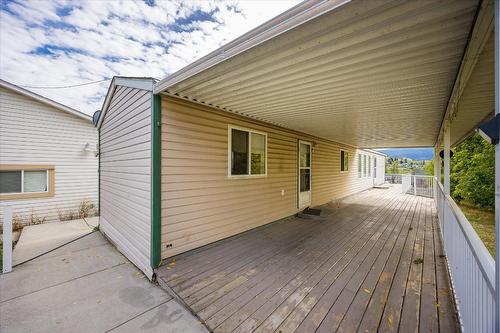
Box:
[398,197,426,333]
[156,186,458,333]
[432,204,460,333]
[419,199,439,333]
[218,192,405,332]
[234,190,406,333]
[265,192,408,333]
[331,192,419,332]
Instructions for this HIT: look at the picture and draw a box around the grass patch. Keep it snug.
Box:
[413,257,424,265]
[459,204,495,258]
[58,200,97,222]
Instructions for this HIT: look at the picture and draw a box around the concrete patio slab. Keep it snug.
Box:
[12,216,99,266]
[0,232,209,333]
[0,232,125,302]
[108,299,207,333]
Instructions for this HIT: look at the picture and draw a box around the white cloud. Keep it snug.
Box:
[0,0,299,114]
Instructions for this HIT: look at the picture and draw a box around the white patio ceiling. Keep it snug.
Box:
[156,0,494,148]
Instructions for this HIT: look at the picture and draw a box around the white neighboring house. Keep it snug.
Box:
[0,79,98,225]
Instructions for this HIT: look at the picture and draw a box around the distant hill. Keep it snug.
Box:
[376,148,433,161]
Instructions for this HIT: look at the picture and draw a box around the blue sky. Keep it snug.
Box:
[0,0,299,114]
[377,148,434,160]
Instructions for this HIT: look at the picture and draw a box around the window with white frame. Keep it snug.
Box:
[0,169,48,194]
[340,151,349,172]
[363,155,367,177]
[368,156,371,177]
[229,126,267,177]
[358,154,361,178]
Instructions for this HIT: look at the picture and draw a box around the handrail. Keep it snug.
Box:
[435,178,495,332]
[441,184,495,291]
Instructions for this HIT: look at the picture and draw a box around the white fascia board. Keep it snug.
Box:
[153,0,351,94]
[435,0,494,147]
[115,77,154,91]
[0,79,91,122]
[363,149,388,157]
[97,76,155,129]
[97,78,117,129]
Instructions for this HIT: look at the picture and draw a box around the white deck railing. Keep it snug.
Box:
[400,174,434,197]
[401,174,412,193]
[435,179,495,333]
[385,174,402,184]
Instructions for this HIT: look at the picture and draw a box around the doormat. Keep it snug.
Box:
[302,207,322,216]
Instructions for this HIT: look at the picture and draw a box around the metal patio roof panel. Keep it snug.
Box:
[157,0,480,148]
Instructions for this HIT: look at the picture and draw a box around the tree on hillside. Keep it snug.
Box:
[386,159,401,174]
[451,133,494,210]
[423,160,434,176]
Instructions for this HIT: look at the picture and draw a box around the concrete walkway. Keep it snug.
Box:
[12,216,99,266]
[0,232,209,333]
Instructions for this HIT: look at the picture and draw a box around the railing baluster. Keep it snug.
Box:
[434,178,495,332]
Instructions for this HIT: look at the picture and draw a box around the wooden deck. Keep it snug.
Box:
[156,186,458,333]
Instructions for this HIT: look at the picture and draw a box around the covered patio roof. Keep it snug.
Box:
[155,0,495,148]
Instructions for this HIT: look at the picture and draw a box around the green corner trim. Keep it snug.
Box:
[151,94,161,269]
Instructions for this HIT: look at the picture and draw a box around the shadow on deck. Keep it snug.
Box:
[156,186,458,333]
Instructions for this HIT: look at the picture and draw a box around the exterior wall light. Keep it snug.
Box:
[439,149,454,159]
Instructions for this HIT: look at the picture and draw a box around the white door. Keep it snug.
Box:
[298,141,312,208]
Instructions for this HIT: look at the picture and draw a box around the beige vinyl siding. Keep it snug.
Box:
[161,96,382,258]
[0,87,97,224]
[311,143,376,206]
[99,85,152,278]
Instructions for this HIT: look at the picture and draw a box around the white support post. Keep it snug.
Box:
[434,147,440,198]
[413,175,417,196]
[494,1,499,332]
[3,206,12,274]
[444,121,451,196]
[434,147,440,179]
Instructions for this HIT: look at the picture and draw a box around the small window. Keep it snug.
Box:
[340,151,349,171]
[229,126,267,177]
[368,156,371,177]
[251,132,266,175]
[358,154,362,178]
[231,129,249,175]
[0,171,22,193]
[0,169,48,194]
[24,170,48,192]
[0,165,54,199]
